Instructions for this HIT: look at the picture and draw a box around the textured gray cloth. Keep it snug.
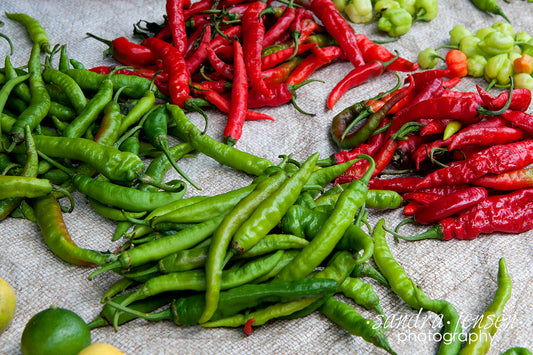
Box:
[1,0,532,354]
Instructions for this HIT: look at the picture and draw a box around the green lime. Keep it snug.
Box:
[0,277,16,334]
[21,306,91,355]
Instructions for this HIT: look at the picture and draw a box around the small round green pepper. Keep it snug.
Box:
[417,48,443,69]
[478,31,515,56]
[413,0,438,21]
[476,27,496,40]
[374,0,400,16]
[514,73,533,90]
[345,0,374,23]
[459,35,486,58]
[467,55,487,77]
[449,24,473,46]
[377,7,413,37]
[397,0,416,15]
[492,21,514,37]
[484,53,513,87]
[515,31,533,44]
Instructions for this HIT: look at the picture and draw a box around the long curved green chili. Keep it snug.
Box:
[4,12,51,53]
[42,66,87,114]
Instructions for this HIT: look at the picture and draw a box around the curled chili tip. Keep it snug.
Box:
[479,76,515,116]
[244,318,255,335]
[384,222,445,242]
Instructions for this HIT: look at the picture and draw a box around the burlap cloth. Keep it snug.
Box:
[1,0,532,354]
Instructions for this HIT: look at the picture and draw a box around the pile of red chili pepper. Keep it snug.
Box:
[328,66,533,242]
[85,0,418,145]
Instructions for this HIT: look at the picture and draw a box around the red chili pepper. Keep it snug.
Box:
[206,46,234,80]
[473,168,533,190]
[410,69,450,94]
[442,77,461,89]
[413,187,488,225]
[295,18,322,44]
[183,0,213,21]
[248,83,292,108]
[184,22,207,59]
[476,85,532,112]
[411,139,449,170]
[262,56,303,86]
[191,83,274,122]
[186,25,212,74]
[261,42,316,70]
[197,79,232,93]
[167,0,189,54]
[402,191,441,205]
[327,53,399,109]
[440,89,482,103]
[400,188,533,241]
[367,176,424,193]
[333,118,388,165]
[403,200,422,215]
[242,0,272,98]
[307,0,364,68]
[225,40,248,146]
[415,184,473,196]
[500,110,533,134]
[244,318,255,335]
[263,6,296,48]
[86,34,158,68]
[416,140,533,189]
[393,77,445,125]
[285,46,343,85]
[142,37,190,107]
[354,34,418,72]
[389,94,511,135]
[447,126,526,151]
[392,134,433,169]
[419,119,452,136]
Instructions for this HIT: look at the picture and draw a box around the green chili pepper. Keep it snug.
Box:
[166,103,273,176]
[62,78,113,138]
[0,175,52,199]
[42,67,87,114]
[231,152,319,254]
[320,297,396,354]
[201,169,288,323]
[4,12,51,53]
[9,43,50,143]
[275,155,374,282]
[469,0,510,23]
[459,258,512,355]
[377,8,413,37]
[340,277,385,318]
[500,348,533,355]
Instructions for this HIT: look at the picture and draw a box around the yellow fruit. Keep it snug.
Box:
[0,276,16,334]
[78,343,125,355]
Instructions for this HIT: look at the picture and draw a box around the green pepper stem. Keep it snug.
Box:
[479,76,514,116]
[106,300,172,322]
[88,260,121,280]
[383,224,444,242]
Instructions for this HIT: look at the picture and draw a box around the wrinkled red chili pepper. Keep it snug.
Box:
[354,34,418,72]
[167,0,189,54]
[439,90,482,103]
[397,188,533,241]
[262,56,303,85]
[416,140,533,189]
[500,110,533,134]
[411,139,449,170]
[447,126,526,151]
[473,168,533,191]
[476,85,532,112]
[186,25,212,74]
[419,119,452,136]
[242,0,272,98]
[402,191,441,205]
[413,187,488,225]
[206,46,234,80]
[392,134,433,169]
[142,37,190,107]
[327,52,399,109]
[225,40,248,146]
[184,21,208,59]
[410,69,451,94]
[183,0,213,21]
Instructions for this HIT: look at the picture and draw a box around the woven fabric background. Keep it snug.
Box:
[1,0,532,354]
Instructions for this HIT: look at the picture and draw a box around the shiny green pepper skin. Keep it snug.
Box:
[492,21,514,37]
[485,53,513,85]
[459,35,486,58]
[418,48,441,69]
[413,0,438,21]
[374,0,400,16]
[478,31,515,56]
[467,55,487,77]
[377,7,412,37]
[397,0,416,15]
[449,24,473,46]
[476,27,496,40]
[514,73,533,90]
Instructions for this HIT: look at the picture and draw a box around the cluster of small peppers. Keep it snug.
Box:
[329,68,533,242]
[333,0,438,37]
[418,21,533,90]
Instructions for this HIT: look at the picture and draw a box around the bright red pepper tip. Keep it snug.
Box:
[244,318,255,335]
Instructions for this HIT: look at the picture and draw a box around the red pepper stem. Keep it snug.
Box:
[341,109,372,141]
[391,121,423,141]
[86,32,112,46]
[370,73,402,101]
[259,6,276,18]
[478,76,514,116]
[288,78,323,92]
[289,30,301,59]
